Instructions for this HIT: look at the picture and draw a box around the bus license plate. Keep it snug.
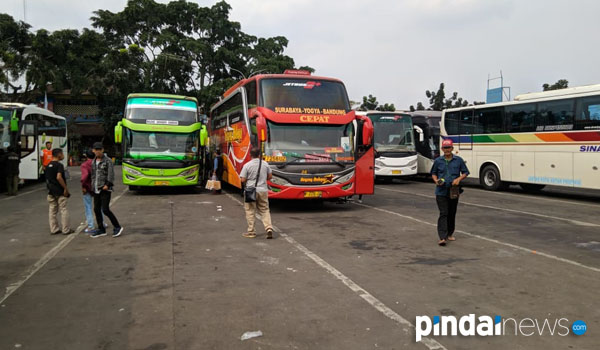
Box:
[392,170,402,175]
[154,181,170,186]
[304,191,322,198]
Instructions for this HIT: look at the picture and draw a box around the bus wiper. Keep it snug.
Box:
[276,155,305,169]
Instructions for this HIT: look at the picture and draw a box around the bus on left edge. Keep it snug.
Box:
[114,94,208,190]
[0,102,68,186]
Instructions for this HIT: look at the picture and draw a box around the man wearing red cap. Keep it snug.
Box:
[430,139,469,246]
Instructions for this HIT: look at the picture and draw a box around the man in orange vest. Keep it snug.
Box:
[41,141,53,171]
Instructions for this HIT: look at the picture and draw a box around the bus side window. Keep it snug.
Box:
[575,96,600,130]
[537,99,574,130]
[445,112,459,135]
[506,103,536,133]
[246,80,257,108]
[249,118,258,146]
[459,110,474,135]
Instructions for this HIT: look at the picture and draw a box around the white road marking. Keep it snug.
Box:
[225,193,447,350]
[0,189,127,304]
[396,181,600,208]
[0,186,45,201]
[355,202,600,274]
[377,186,600,228]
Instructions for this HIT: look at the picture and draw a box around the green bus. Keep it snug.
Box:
[114,93,208,189]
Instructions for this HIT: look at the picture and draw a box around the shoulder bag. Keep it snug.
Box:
[244,156,262,203]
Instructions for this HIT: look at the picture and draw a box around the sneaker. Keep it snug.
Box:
[62,229,74,235]
[266,229,273,239]
[104,222,108,228]
[113,227,124,237]
[84,227,95,234]
[91,230,107,238]
[242,232,257,238]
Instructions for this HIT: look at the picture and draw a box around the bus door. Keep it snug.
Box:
[19,120,39,180]
[459,109,474,150]
[355,117,375,195]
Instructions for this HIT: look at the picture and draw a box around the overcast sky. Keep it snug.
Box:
[5,0,600,109]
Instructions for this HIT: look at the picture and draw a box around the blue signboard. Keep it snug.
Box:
[486,88,503,103]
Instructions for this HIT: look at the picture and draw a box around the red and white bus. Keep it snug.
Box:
[209,70,374,199]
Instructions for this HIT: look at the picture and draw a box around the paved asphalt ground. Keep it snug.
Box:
[0,166,598,350]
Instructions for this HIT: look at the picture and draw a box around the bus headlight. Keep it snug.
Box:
[335,171,354,184]
[179,167,197,177]
[124,166,142,176]
[270,175,290,186]
[375,160,385,167]
[406,158,418,167]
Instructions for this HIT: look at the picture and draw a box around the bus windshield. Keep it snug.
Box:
[124,130,199,161]
[126,98,198,124]
[260,78,351,113]
[0,109,11,150]
[265,121,355,163]
[370,114,415,152]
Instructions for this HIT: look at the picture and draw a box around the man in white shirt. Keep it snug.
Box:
[240,147,273,239]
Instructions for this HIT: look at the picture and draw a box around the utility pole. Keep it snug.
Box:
[23,0,27,22]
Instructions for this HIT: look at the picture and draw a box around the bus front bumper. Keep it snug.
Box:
[122,164,199,186]
[267,182,355,199]
[374,165,418,177]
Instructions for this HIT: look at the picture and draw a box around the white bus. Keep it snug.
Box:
[410,111,442,175]
[356,111,420,180]
[0,103,68,181]
[440,84,600,191]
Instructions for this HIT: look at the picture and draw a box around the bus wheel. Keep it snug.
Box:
[519,183,546,192]
[480,165,505,191]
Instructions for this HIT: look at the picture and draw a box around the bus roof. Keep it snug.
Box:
[443,83,600,114]
[514,83,600,101]
[0,102,65,119]
[126,93,198,104]
[222,73,344,98]
[355,110,411,116]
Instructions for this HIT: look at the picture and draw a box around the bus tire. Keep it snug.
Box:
[519,183,545,192]
[480,164,505,191]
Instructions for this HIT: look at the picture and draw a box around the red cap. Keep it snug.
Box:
[441,139,453,148]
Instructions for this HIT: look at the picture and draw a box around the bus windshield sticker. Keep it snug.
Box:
[282,81,321,89]
[264,155,287,162]
[337,156,354,162]
[340,137,350,151]
[274,107,346,115]
[324,147,344,154]
[146,120,179,126]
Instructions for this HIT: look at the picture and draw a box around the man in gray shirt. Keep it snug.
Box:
[240,147,273,239]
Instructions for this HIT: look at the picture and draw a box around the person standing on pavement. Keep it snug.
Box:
[41,141,53,172]
[240,146,274,239]
[430,139,469,246]
[4,147,20,196]
[213,149,224,194]
[45,148,72,235]
[90,142,123,238]
[80,149,97,233]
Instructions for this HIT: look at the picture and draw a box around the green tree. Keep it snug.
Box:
[358,94,395,111]
[410,83,481,111]
[543,79,568,91]
[0,13,32,98]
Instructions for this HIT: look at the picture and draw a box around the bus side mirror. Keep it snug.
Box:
[10,110,19,132]
[255,116,267,142]
[414,125,424,142]
[361,118,373,146]
[200,125,208,146]
[114,122,122,144]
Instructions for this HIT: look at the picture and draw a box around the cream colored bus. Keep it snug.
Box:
[440,84,600,191]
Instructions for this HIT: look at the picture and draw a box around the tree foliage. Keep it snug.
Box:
[358,94,395,111]
[0,0,313,126]
[410,83,482,111]
[543,79,568,91]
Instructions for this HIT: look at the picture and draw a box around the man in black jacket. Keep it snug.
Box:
[45,148,72,234]
[90,142,123,238]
